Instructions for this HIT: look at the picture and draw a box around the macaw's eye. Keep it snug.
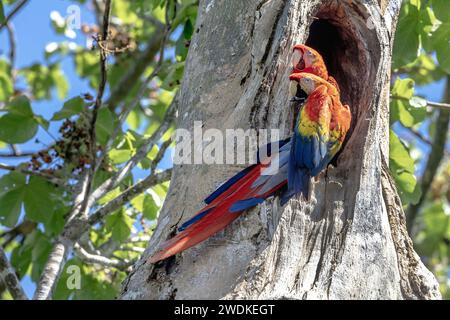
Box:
[292,50,302,69]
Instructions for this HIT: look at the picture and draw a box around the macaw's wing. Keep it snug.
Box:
[328,76,341,94]
[285,85,333,202]
[148,139,291,263]
[203,138,291,205]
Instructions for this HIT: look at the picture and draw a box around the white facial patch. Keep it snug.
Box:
[292,49,302,69]
[300,78,314,94]
[289,80,298,97]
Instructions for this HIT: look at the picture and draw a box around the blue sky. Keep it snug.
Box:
[0,1,447,299]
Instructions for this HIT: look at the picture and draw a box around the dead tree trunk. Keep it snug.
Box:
[120,0,441,299]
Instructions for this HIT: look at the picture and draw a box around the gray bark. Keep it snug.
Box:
[120,0,441,300]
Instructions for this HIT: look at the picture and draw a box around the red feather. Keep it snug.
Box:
[148,164,286,263]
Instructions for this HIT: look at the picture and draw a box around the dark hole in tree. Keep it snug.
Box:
[300,15,372,165]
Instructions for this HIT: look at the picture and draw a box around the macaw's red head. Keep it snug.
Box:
[292,44,328,79]
[289,72,330,95]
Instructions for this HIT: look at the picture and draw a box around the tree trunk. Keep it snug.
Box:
[120,0,441,300]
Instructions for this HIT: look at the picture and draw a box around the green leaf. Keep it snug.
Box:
[0,59,13,102]
[34,115,50,130]
[10,241,33,279]
[30,232,52,282]
[389,129,415,173]
[0,187,24,227]
[98,187,121,205]
[401,54,445,85]
[409,96,427,108]
[392,2,421,68]
[392,170,422,205]
[432,0,449,22]
[108,149,132,164]
[390,78,426,127]
[0,2,5,24]
[24,176,55,223]
[143,193,159,220]
[0,113,39,144]
[95,108,114,146]
[105,210,133,242]
[21,63,67,101]
[6,95,33,117]
[389,130,421,205]
[183,19,194,39]
[50,65,69,99]
[52,96,85,120]
[432,22,450,74]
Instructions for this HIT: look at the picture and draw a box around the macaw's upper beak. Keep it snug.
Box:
[292,45,305,72]
[289,73,302,99]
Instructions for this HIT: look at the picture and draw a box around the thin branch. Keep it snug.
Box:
[0,152,36,158]
[0,0,29,31]
[0,245,27,300]
[105,24,165,111]
[33,0,112,300]
[78,0,112,219]
[5,23,16,71]
[73,243,134,270]
[0,163,65,187]
[94,24,171,173]
[390,95,450,110]
[87,97,177,207]
[126,235,151,243]
[406,76,450,234]
[119,246,145,253]
[87,169,172,227]
[151,139,172,172]
[406,128,432,146]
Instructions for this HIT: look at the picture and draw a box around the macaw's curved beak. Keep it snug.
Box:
[292,45,306,72]
[289,73,304,101]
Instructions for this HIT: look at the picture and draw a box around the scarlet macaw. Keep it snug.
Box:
[148,46,351,264]
[292,44,340,92]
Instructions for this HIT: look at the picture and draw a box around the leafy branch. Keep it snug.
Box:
[0,0,29,31]
[0,245,27,300]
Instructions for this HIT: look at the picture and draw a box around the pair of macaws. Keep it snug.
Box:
[149,44,351,263]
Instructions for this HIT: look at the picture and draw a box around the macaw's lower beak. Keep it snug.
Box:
[289,79,307,103]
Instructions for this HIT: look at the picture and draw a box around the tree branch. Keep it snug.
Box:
[33,0,113,300]
[0,0,29,31]
[0,163,65,187]
[87,169,172,227]
[73,243,134,270]
[406,76,450,234]
[391,95,450,110]
[105,24,165,111]
[0,246,27,300]
[88,96,177,207]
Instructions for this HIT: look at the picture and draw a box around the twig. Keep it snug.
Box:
[0,245,27,300]
[94,24,171,173]
[126,235,151,243]
[0,0,29,31]
[0,147,49,158]
[78,0,112,219]
[87,169,172,227]
[74,243,134,270]
[390,95,450,110]
[0,163,65,187]
[406,128,432,146]
[5,23,16,71]
[406,76,450,234]
[33,0,113,300]
[87,97,177,207]
[151,139,172,172]
[105,24,165,111]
